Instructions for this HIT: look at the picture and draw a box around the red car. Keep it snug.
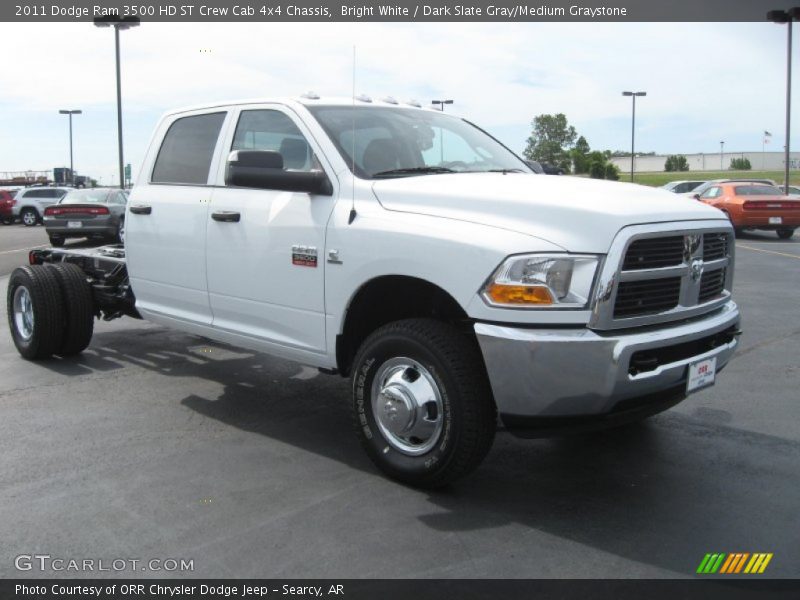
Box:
[0,190,17,224]
[697,182,800,239]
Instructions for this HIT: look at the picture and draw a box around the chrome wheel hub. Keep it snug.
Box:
[22,212,36,225]
[371,357,443,456]
[12,286,34,341]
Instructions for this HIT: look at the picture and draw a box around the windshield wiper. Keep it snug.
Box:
[486,168,525,174]
[372,166,456,178]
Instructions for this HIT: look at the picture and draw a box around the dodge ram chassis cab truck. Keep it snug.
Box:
[6,96,742,487]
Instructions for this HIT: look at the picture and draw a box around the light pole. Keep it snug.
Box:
[622,91,646,182]
[58,109,82,185]
[720,141,725,170]
[768,8,800,194]
[94,15,139,189]
[431,100,453,163]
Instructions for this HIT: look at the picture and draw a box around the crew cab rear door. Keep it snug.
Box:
[125,109,230,325]
[205,105,338,359]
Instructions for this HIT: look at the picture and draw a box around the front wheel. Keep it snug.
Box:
[351,319,496,488]
[777,228,795,240]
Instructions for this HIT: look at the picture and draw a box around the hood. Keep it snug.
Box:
[372,173,725,253]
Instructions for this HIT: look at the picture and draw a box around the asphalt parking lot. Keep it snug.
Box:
[0,223,798,579]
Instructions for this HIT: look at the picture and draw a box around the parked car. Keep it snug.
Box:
[697,181,799,238]
[12,187,70,226]
[685,178,776,200]
[7,96,740,487]
[661,180,706,194]
[786,185,800,197]
[0,189,17,224]
[42,188,128,247]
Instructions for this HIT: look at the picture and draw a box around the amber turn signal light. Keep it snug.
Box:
[485,283,554,305]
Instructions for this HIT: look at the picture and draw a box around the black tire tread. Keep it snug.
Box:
[6,265,65,359]
[352,318,496,488]
[48,263,94,356]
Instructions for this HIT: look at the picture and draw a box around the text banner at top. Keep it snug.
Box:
[4,0,797,22]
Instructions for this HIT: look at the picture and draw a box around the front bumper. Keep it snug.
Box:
[475,301,741,430]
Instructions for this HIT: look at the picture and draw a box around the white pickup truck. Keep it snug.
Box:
[6,95,741,487]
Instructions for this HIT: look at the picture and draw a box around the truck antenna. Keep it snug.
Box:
[348,45,357,225]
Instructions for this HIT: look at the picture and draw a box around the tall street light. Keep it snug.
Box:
[768,7,800,194]
[720,141,725,170]
[94,15,139,189]
[622,91,646,182]
[58,109,82,185]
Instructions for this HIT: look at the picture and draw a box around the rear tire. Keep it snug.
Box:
[20,208,39,227]
[49,236,65,247]
[7,266,65,359]
[777,228,795,240]
[48,263,94,356]
[351,318,496,488]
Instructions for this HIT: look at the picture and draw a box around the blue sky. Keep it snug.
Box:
[0,21,792,184]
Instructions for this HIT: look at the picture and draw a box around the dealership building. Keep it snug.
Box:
[610,151,800,173]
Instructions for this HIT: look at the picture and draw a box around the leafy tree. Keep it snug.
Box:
[664,155,689,172]
[523,113,577,173]
[605,163,620,181]
[571,135,591,174]
[729,157,751,170]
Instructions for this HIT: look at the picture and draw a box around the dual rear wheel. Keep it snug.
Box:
[7,264,94,359]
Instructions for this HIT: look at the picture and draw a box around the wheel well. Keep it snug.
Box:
[336,276,471,377]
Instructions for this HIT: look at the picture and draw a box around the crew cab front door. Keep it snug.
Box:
[205,106,337,360]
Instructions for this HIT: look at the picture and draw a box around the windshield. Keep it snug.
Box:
[734,185,783,196]
[60,189,110,204]
[307,105,530,179]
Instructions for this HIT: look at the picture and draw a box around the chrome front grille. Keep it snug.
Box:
[590,222,735,330]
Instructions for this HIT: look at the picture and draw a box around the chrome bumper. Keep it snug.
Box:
[475,301,741,424]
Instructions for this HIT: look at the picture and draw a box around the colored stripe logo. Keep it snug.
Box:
[697,553,773,574]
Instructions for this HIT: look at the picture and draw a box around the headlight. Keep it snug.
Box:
[481,254,600,309]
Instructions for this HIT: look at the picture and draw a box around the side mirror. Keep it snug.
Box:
[225,150,333,196]
[693,193,701,201]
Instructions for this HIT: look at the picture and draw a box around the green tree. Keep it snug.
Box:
[523,113,577,173]
[605,163,620,181]
[571,135,591,174]
[665,155,689,172]
[730,157,751,170]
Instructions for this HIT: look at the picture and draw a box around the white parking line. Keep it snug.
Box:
[0,245,46,255]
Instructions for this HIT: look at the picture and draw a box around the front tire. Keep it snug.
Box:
[777,228,795,240]
[351,319,496,488]
[7,266,65,359]
[20,208,39,227]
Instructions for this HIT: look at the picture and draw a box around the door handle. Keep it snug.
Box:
[211,211,241,223]
[129,205,152,215]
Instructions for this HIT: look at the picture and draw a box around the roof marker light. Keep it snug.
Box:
[405,99,422,108]
[381,96,398,105]
[355,94,372,103]
[300,91,320,100]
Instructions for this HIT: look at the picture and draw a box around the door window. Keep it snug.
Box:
[231,110,317,172]
[152,112,226,184]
